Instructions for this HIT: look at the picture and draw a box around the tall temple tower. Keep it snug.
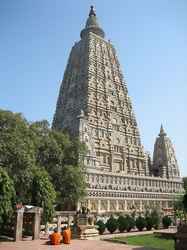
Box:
[53,6,183,213]
[53,6,150,176]
[153,125,180,179]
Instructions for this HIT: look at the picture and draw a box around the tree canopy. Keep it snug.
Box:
[0,109,87,226]
[31,168,56,224]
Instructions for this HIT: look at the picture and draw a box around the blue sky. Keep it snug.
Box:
[0,0,186,176]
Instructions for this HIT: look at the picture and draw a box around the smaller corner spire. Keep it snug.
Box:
[89,5,96,16]
[159,124,167,137]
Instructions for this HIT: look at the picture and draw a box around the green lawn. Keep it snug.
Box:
[108,234,174,250]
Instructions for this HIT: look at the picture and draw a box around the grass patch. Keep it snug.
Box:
[109,234,174,250]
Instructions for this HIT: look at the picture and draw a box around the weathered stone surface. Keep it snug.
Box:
[14,208,24,241]
[14,206,43,241]
[52,6,183,214]
[76,214,99,240]
[153,125,180,179]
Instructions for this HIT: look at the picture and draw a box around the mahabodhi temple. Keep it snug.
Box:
[52,6,183,214]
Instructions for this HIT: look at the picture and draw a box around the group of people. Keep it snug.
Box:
[49,226,71,245]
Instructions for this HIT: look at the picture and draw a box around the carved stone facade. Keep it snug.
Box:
[53,6,183,214]
[153,125,180,179]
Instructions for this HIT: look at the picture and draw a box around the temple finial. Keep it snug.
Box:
[159,124,167,136]
[81,5,105,38]
[89,5,96,16]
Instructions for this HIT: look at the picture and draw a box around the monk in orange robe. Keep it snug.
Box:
[50,228,62,245]
[63,226,71,244]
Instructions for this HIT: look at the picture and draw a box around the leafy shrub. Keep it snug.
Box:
[106,216,118,233]
[126,215,135,232]
[96,220,106,235]
[151,210,160,229]
[118,215,128,233]
[145,216,154,230]
[162,216,172,229]
[136,216,146,231]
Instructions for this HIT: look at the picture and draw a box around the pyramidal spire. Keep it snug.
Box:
[159,124,167,137]
[80,6,105,39]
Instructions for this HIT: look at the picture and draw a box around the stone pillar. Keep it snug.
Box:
[116,200,119,211]
[73,214,77,226]
[132,199,135,207]
[77,201,81,211]
[107,200,110,212]
[32,210,42,240]
[140,200,143,212]
[67,215,71,227]
[160,200,162,209]
[14,208,24,241]
[57,216,62,232]
[124,200,127,211]
[87,199,91,210]
[98,200,101,214]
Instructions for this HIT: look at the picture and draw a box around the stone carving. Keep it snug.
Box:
[14,206,43,241]
[153,125,180,179]
[52,6,183,214]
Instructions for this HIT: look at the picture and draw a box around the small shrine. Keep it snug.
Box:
[76,206,99,239]
[14,204,43,241]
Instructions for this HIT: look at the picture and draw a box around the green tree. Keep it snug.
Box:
[126,215,135,232]
[173,196,184,224]
[0,109,87,222]
[106,215,118,233]
[55,165,86,210]
[151,209,160,229]
[96,220,106,234]
[145,215,154,231]
[136,216,146,231]
[118,215,128,233]
[31,168,56,224]
[30,120,63,170]
[0,110,35,203]
[30,121,87,210]
[0,167,15,231]
[162,216,172,229]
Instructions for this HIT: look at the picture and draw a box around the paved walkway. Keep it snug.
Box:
[0,239,151,250]
[0,229,175,250]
